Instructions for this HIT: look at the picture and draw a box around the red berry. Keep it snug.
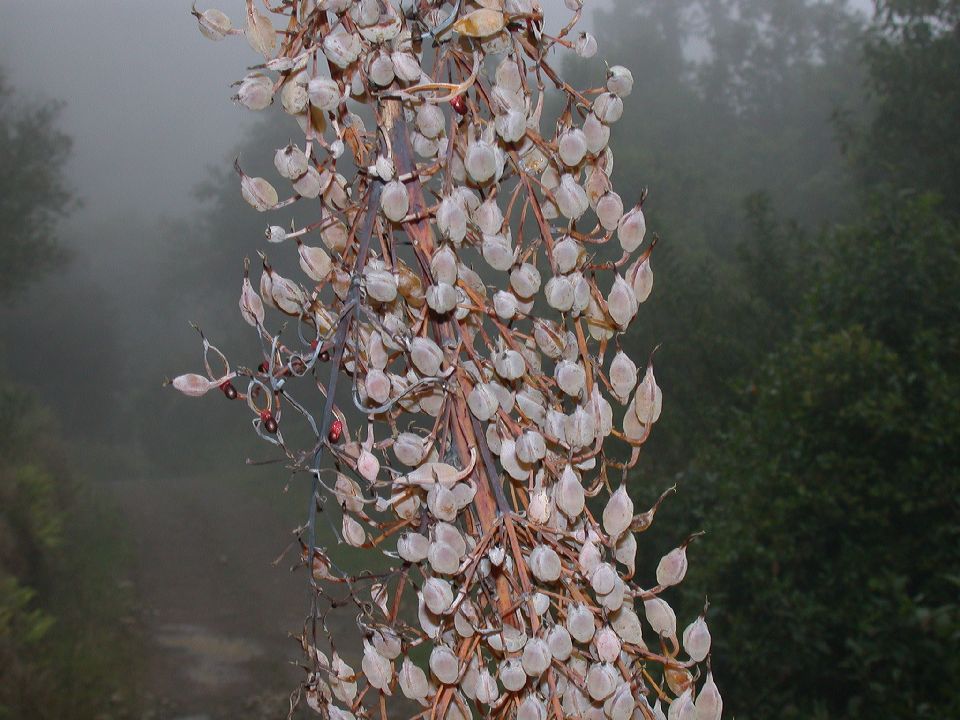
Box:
[328,418,343,443]
[450,95,467,116]
[258,361,269,373]
[264,416,278,434]
[259,409,272,423]
[220,381,238,400]
[310,339,319,350]
[319,350,330,362]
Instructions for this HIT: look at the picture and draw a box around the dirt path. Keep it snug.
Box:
[113,472,316,719]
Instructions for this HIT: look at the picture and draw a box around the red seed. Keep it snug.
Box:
[220,381,238,400]
[328,418,343,443]
[450,95,467,116]
[264,416,278,434]
[258,361,269,373]
[260,409,272,423]
[310,339,319,350]
[319,350,330,362]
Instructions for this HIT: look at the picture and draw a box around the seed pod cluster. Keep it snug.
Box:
[176,1,720,718]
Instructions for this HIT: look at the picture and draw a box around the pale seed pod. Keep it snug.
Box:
[565,405,597,449]
[428,540,460,575]
[342,514,365,547]
[516,430,546,463]
[594,626,622,664]
[298,242,332,282]
[239,170,278,211]
[172,373,214,397]
[618,206,647,253]
[509,262,542,298]
[499,659,527,692]
[583,112,610,154]
[610,606,645,647]
[544,275,575,311]
[556,465,585,518]
[362,641,393,694]
[429,645,460,685]
[422,577,454,615]
[493,349,526,381]
[195,7,232,41]
[695,671,723,720]
[656,545,689,587]
[427,483,459,521]
[566,603,596,644]
[547,625,573,661]
[235,73,273,110]
[275,143,309,179]
[521,637,551,676]
[280,79,308,115]
[634,365,663,424]
[467,383,500,421]
[416,103,445,139]
[372,628,401,661]
[399,656,430,700]
[643,597,677,641]
[493,290,518,320]
[593,92,624,124]
[596,191,624,231]
[555,359,586,397]
[392,51,421,83]
[554,174,589,219]
[682,616,711,662]
[265,225,286,243]
[607,65,634,97]
[381,180,409,222]
[614,531,637,576]
[455,599,479,638]
[669,689,696,720]
[239,276,265,326]
[321,218,349,254]
[330,654,358,704]
[496,109,528,143]
[368,51,395,87]
[575,31,597,58]
[609,351,639,402]
[554,236,584,274]
[437,196,467,244]
[474,669,499,705]
[364,267,398,303]
[603,486,634,538]
[292,166,322,199]
[482,233,515,272]
[518,694,548,720]
[529,544,562,583]
[627,255,654,303]
[364,368,392,404]
[578,535,601,579]
[393,431,426,466]
[474,197,504,235]
[323,27,361,68]
[430,245,458,285]
[607,275,638,329]
[606,682,636,720]
[465,137,497,184]
[397,532,429,563]
[307,76,341,111]
[585,662,618,701]
[495,57,522,93]
[591,562,617,596]
[426,282,458,314]
[558,128,588,167]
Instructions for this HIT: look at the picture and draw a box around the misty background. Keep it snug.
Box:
[1,1,957,719]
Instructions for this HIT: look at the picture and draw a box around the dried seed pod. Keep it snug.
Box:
[381,179,409,222]
[634,364,663,424]
[364,266,398,303]
[609,351,639,402]
[274,143,309,179]
[603,486,634,538]
[307,76,341,111]
[547,625,573,661]
[643,597,678,642]
[298,242,332,282]
[682,616,711,662]
[618,206,647,253]
[467,382,500,421]
[518,695,548,720]
[656,545,689,587]
[474,669,499,705]
[585,662,618,701]
[575,31,597,58]
[429,645,460,685]
[554,174,589,219]
[566,603,596,644]
[628,255,655,303]
[610,606,646,647]
[558,128,588,167]
[399,657,429,700]
[409,337,443,376]
[556,464,585,518]
[607,65,634,97]
[194,7,232,41]
[422,577,454,614]
[591,562,617,596]
[361,641,393,694]
[393,431,426,467]
[499,658,528,692]
[397,532,429,563]
[426,282,458,314]
[465,137,498,184]
[594,92,624,123]
[235,72,273,110]
[695,671,723,720]
[521,637,551,676]
[596,191,624,231]
[529,544,562,583]
[554,236,584,274]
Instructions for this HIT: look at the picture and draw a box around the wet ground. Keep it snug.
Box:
[114,472,315,719]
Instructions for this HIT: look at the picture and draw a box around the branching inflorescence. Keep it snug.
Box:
[173,1,721,718]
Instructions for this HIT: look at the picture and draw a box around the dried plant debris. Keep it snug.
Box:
[172,1,721,718]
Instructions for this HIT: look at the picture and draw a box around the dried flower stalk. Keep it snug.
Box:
[174,2,721,719]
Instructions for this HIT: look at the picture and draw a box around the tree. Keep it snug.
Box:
[852,0,960,216]
[686,195,960,719]
[0,70,75,300]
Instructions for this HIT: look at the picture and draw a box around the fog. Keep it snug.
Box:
[1,1,956,719]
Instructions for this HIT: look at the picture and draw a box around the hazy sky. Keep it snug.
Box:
[0,0,598,228]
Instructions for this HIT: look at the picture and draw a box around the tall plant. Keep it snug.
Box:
[174,2,720,718]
